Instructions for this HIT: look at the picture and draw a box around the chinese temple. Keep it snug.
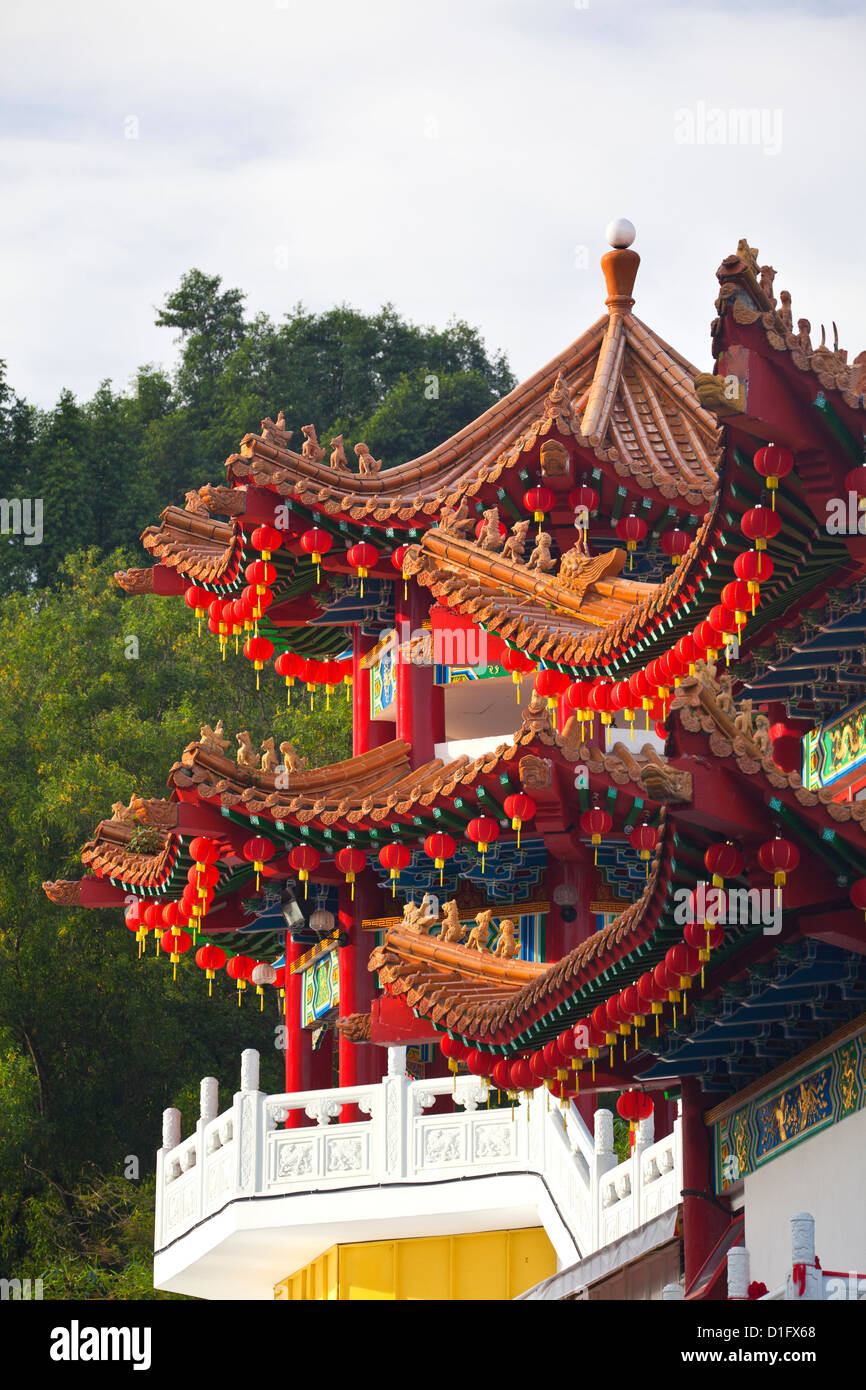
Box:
[44,222,866,1301]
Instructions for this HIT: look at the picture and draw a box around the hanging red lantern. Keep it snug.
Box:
[637,970,667,1034]
[660,528,690,565]
[391,544,410,599]
[628,668,654,729]
[275,649,306,703]
[184,584,211,636]
[753,443,794,509]
[617,1089,654,1149]
[589,679,616,726]
[378,842,411,895]
[250,524,283,560]
[707,603,737,648]
[569,484,599,539]
[694,619,720,662]
[757,836,800,901]
[580,806,612,864]
[245,559,276,594]
[685,919,724,985]
[503,793,536,848]
[530,1050,555,1083]
[567,679,596,735]
[440,1035,467,1075]
[160,928,192,980]
[704,842,743,887]
[675,633,700,675]
[659,648,687,687]
[523,485,555,526]
[465,1048,490,1078]
[226,953,255,1005]
[288,844,321,898]
[300,527,332,581]
[510,1058,539,1093]
[741,505,781,551]
[317,659,342,710]
[346,542,380,596]
[535,668,570,708]
[628,822,658,876]
[734,550,774,613]
[335,845,366,899]
[666,941,701,992]
[721,580,753,633]
[241,583,274,624]
[423,832,456,886]
[243,835,276,891]
[615,513,647,569]
[620,984,646,1033]
[845,464,866,501]
[466,816,499,871]
[195,943,227,996]
[243,635,275,688]
[591,1003,617,1061]
[502,647,536,702]
[189,836,220,864]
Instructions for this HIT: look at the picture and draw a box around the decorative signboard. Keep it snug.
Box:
[803,696,866,790]
[713,1029,865,1191]
[301,949,339,1028]
[370,636,397,721]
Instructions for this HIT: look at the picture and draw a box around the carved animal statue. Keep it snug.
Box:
[401,894,439,935]
[716,673,735,717]
[778,290,793,333]
[260,737,279,773]
[199,720,230,754]
[753,714,772,758]
[110,794,143,825]
[184,488,209,514]
[492,918,519,959]
[279,739,307,774]
[355,442,382,475]
[236,730,258,771]
[438,497,474,537]
[522,689,553,736]
[796,318,812,353]
[501,520,531,564]
[439,900,466,944]
[465,909,493,951]
[736,239,760,275]
[527,531,556,573]
[477,507,506,552]
[261,412,293,446]
[330,435,349,471]
[301,423,325,461]
[694,657,718,689]
[733,699,754,741]
[758,265,777,307]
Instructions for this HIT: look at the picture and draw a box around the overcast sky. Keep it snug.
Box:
[2,0,864,410]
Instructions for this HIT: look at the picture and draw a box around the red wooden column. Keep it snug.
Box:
[338,870,384,1109]
[352,624,394,754]
[394,581,444,769]
[284,937,305,1127]
[680,1076,731,1290]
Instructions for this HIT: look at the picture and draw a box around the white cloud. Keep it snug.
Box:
[1,0,864,407]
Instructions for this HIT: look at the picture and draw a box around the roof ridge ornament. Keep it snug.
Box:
[602,218,639,313]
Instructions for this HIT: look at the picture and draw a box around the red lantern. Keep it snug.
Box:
[423,832,455,886]
[465,1049,490,1078]
[509,1058,539,1093]
[666,942,701,991]
[757,836,800,900]
[721,579,754,633]
[335,845,366,899]
[660,528,690,565]
[300,527,332,581]
[378,842,411,895]
[466,816,499,871]
[246,559,276,593]
[567,679,596,733]
[275,649,306,703]
[184,584,211,635]
[704,842,743,887]
[250,524,283,559]
[160,928,192,980]
[580,806,612,864]
[734,550,774,612]
[675,633,700,675]
[617,1089,654,1149]
[694,619,720,661]
[195,943,227,996]
[502,647,536,701]
[491,1058,513,1091]
[243,835,276,891]
[741,505,781,551]
[189,836,219,864]
[243,635,274,688]
[530,1050,555,1083]
[591,1003,616,1056]
[569,484,599,538]
[615,513,647,569]
[346,542,379,596]
[391,544,410,599]
[707,603,736,646]
[503,793,536,848]
[589,679,616,725]
[226,953,255,1005]
[628,822,658,876]
[637,970,667,1034]
[523,485,555,525]
[535,668,570,708]
[628,668,654,728]
[440,1035,467,1076]
[288,843,321,897]
[753,443,794,508]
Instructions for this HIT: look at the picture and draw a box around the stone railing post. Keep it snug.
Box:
[633,1111,654,1226]
[200,1077,219,1123]
[727,1245,751,1300]
[787,1212,821,1300]
[662,1283,684,1300]
[378,1051,410,1181]
[233,1049,264,1199]
[155,1107,181,1250]
[591,1108,618,1250]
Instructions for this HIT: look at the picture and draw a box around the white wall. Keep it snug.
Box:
[743,1106,866,1289]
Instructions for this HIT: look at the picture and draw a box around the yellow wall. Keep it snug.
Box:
[274,1228,554,1301]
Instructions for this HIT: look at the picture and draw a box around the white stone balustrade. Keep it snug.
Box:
[155,1050,683,1283]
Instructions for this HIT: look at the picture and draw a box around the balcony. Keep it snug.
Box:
[155,1048,682,1300]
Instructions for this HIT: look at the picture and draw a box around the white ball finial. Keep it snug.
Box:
[606,218,636,249]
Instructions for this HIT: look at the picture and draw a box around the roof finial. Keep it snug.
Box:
[601,218,639,313]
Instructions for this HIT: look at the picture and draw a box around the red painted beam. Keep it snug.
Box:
[370,994,440,1046]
